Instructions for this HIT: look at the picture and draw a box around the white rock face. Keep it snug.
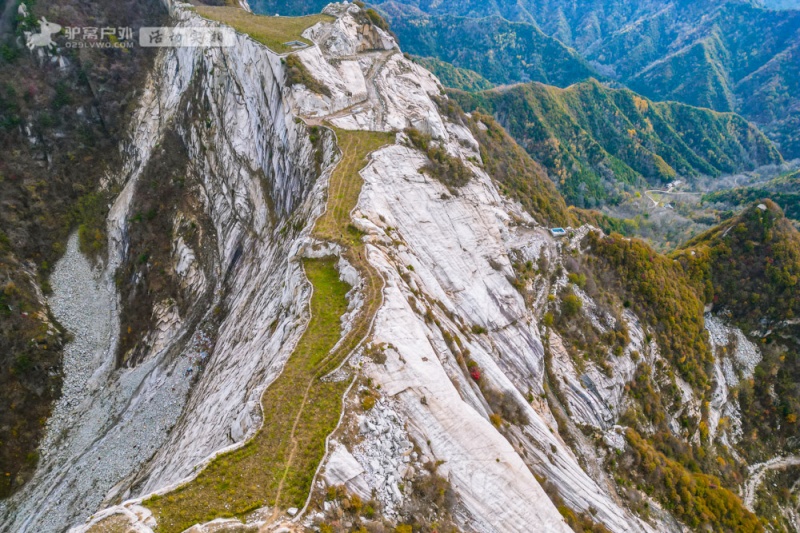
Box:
[547,308,645,431]
[1,6,335,532]
[6,3,701,533]
[705,314,762,443]
[356,143,651,533]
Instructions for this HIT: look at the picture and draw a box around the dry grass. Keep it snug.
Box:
[195,6,333,53]
[145,128,393,532]
[314,129,394,244]
[147,258,352,532]
[85,514,137,533]
[313,128,395,379]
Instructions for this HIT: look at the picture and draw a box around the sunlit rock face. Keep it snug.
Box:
[1,4,334,531]
[6,3,760,533]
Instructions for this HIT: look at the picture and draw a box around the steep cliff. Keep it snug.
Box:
[0,2,781,533]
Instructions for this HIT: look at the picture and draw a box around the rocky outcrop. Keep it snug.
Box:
[1,6,335,532]
[3,3,770,533]
[705,314,762,444]
[353,140,653,532]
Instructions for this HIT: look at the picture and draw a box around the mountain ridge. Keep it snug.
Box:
[2,2,799,533]
[373,0,800,159]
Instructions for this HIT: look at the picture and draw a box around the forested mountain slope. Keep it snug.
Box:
[678,200,800,327]
[410,56,494,92]
[0,0,165,498]
[3,1,800,532]
[375,4,598,88]
[371,0,800,159]
[703,169,800,223]
[452,80,782,207]
[673,201,800,466]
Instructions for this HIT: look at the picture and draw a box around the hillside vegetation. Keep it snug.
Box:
[247,0,328,17]
[587,232,712,390]
[0,0,165,498]
[247,0,800,158]
[452,81,782,207]
[0,239,65,498]
[623,429,762,532]
[676,200,800,328]
[702,170,800,223]
[410,56,493,92]
[674,201,800,462]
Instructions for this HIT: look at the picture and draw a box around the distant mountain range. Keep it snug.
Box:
[452,80,782,207]
[379,7,597,88]
[250,0,800,158]
[371,0,800,160]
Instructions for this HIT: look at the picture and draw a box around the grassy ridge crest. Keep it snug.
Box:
[146,127,393,531]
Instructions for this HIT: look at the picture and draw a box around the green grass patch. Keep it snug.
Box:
[146,129,393,531]
[195,6,333,54]
[146,257,351,532]
[313,128,395,245]
[284,54,331,97]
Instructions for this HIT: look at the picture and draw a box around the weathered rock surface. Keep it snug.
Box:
[706,314,762,444]
[2,3,335,531]
[3,2,770,533]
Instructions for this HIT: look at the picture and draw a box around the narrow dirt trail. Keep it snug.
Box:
[143,26,396,533]
[303,50,394,129]
[269,378,315,521]
[743,455,800,510]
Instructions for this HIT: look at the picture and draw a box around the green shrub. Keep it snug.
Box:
[361,393,376,411]
[365,8,390,32]
[71,191,111,256]
[481,383,529,426]
[405,127,472,189]
[561,293,582,316]
[13,354,33,375]
[567,272,587,288]
[284,54,331,97]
